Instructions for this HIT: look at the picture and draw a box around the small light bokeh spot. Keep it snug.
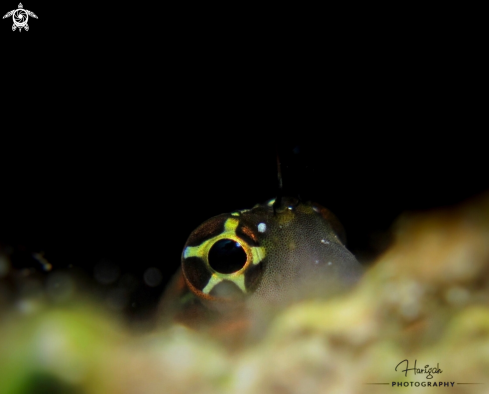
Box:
[143,267,163,287]
[94,260,120,285]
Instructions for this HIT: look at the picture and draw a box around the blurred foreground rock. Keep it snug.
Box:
[2,193,489,394]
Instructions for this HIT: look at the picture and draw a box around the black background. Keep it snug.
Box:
[1,3,487,321]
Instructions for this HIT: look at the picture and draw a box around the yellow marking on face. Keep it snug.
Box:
[183,245,201,259]
[202,273,247,294]
[251,246,265,265]
[224,218,239,232]
[231,212,240,217]
[202,274,223,294]
[184,217,266,295]
[183,218,240,260]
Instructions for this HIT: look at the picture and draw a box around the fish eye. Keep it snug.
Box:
[181,215,266,301]
[208,239,247,274]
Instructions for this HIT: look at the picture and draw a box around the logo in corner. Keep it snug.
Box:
[3,3,37,32]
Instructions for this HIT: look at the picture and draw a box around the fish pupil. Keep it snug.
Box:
[208,239,247,274]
